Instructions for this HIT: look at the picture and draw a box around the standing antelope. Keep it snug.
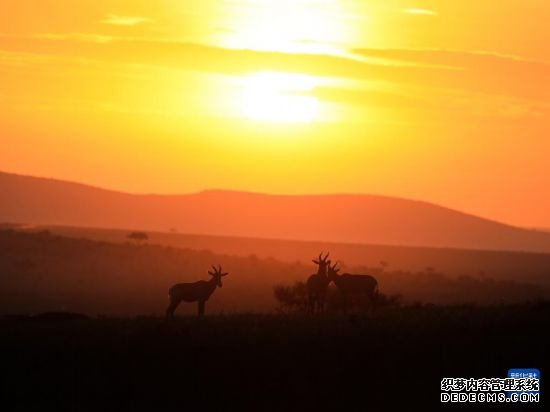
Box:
[166,265,229,318]
[327,261,379,313]
[306,252,331,313]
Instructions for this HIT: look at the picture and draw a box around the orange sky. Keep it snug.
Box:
[0,0,549,227]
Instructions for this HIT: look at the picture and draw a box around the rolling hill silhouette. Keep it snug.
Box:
[1,170,550,253]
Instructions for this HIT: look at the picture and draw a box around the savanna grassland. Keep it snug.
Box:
[1,229,549,316]
[2,306,548,411]
[1,229,548,410]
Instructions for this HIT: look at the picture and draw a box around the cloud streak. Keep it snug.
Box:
[402,8,438,16]
[352,48,550,102]
[100,15,152,26]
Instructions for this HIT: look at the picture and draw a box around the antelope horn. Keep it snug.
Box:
[323,252,330,261]
[218,264,222,273]
[211,265,218,273]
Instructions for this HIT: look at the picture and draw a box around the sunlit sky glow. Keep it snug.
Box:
[1,0,549,227]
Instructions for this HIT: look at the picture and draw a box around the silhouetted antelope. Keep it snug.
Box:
[166,265,229,318]
[306,252,331,313]
[327,261,379,313]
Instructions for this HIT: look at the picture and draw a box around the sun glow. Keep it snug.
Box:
[240,72,320,123]
[217,0,353,55]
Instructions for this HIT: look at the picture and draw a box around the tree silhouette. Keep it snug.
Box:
[127,231,149,244]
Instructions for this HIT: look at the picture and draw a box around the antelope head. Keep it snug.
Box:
[312,252,331,275]
[208,265,229,288]
[327,261,340,281]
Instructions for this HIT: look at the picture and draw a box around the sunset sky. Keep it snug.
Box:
[1,0,549,227]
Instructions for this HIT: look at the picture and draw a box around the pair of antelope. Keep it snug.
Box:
[307,252,379,313]
[165,252,378,317]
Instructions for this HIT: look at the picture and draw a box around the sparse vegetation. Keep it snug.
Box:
[1,230,549,316]
[16,224,550,285]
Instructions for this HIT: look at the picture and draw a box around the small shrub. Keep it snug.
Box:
[273,282,308,313]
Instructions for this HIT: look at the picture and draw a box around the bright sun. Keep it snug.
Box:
[240,72,320,123]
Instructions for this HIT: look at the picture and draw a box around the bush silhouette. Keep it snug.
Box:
[275,281,403,313]
[274,282,308,313]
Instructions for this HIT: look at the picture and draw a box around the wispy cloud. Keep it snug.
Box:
[1,34,549,104]
[35,33,114,44]
[402,8,438,16]
[100,14,153,26]
[351,48,550,101]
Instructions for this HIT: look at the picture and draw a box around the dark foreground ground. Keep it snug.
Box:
[2,305,548,411]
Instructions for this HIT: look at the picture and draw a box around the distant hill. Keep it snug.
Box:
[1,170,550,253]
